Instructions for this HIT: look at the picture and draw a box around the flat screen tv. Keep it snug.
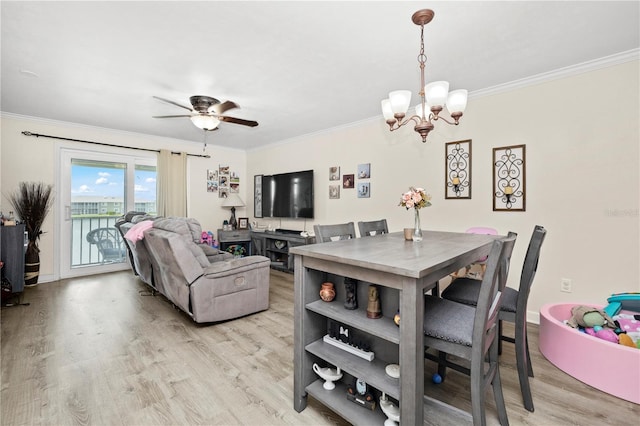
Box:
[262,170,314,219]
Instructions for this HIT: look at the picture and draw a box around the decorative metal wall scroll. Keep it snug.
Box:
[493,144,526,211]
[445,139,472,199]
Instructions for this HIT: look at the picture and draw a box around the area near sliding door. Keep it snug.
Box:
[58,148,156,278]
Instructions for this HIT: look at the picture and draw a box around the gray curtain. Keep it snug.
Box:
[157,149,187,217]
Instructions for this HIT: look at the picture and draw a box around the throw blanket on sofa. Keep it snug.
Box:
[124,220,154,242]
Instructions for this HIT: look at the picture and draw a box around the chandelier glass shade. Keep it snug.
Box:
[381,9,468,143]
[190,114,220,131]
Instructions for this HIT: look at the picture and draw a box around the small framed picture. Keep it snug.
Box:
[238,217,249,230]
[358,182,370,198]
[343,174,354,189]
[357,163,370,179]
[329,166,340,181]
[329,185,340,199]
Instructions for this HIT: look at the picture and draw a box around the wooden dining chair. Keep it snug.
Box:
[441,225,546,412]
[423,233,517,426]
[313,222,357,243]
[357,219,389,237]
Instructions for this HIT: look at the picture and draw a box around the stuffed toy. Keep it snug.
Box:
[567,305,617,329]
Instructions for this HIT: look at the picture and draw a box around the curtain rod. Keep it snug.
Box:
[21,131,211,158]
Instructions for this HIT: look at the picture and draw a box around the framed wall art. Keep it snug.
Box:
[493,144,526,211]
[357,182,370,198]
[329,185,340,199]
[343,174,354,189]
[445,139,471,199]
[254,174,263,218]
[329,166,340,181]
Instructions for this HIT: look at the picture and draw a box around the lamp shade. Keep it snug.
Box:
[446,89,468,114]
[381,99,395,120]
[388,90,412,115]
[424,81,449,108]
[222,193,245,208]
[190,115,220,130]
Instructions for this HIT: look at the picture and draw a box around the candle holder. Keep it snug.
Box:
[493,144,526,211]
[445,140,471,199]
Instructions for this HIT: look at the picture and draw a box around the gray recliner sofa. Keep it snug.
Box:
[143,217,271,323]
[115,211,158,287]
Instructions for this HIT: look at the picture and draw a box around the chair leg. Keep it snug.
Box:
[498,320,503,355]
[469,358,486,426]
[491,358,510,426]
[437,350,448,380]
[515,319,535,412]
[431,281,440,297]
[525,332,534,377]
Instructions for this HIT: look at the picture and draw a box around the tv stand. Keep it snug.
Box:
[251,230,315,273]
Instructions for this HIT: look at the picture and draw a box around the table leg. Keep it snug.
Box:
[399,278,425,425]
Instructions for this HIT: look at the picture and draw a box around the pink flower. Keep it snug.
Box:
[399,186,432,210]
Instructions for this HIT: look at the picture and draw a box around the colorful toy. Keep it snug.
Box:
[566,305,616,329]
[200,231,212,245]
[603,292,640,317]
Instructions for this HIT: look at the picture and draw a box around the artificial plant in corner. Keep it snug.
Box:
[7,182,54,286]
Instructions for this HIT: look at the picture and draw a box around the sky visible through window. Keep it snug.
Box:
[71,163,157,201]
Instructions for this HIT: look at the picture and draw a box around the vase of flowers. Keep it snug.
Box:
[399,187,431,242]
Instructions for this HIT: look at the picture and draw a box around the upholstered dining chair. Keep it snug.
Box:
[357,219,389,237]
[441,225,546,412]
[313,222,357,243]
[423,233,517,426]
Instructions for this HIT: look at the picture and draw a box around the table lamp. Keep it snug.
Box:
[222,193,245,229]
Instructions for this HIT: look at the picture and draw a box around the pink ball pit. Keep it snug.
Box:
[539,303,640,404]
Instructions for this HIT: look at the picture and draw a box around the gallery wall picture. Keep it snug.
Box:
[329,166,340,181]
[343,174,354,189]
[357,163,371,179]
[358,182,370,198]
[445,139,471,199]
[329,185,340,199]
[207,169,219,193]
[254,174,263,218]
[493,144,526,211]
[218,164,230,198]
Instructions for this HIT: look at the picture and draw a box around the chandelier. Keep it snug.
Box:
[381,9,468,143]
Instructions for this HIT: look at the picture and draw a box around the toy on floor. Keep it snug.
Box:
[566,305,616,329]
[603,292,640,317]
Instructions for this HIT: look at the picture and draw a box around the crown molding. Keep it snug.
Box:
[469,49,639,99]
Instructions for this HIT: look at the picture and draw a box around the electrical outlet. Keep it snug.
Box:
[561,278,572,293]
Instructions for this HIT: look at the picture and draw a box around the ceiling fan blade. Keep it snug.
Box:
[211,100,239,115]
[152,114,192,118]
[153,96,193,112]
[219,116,259,127]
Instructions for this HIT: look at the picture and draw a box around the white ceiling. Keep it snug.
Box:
[2,1,639,151]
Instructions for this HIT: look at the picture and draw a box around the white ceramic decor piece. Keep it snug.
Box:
[379,392,400,426]
[312,363,343,390]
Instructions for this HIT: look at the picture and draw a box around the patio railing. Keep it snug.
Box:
[71,216,126,267]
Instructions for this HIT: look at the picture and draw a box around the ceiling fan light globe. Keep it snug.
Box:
[191,115,220,130]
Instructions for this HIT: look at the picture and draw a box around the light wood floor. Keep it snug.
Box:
[1,270,637,425]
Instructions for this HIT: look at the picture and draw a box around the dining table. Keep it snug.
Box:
[291,230,500,425]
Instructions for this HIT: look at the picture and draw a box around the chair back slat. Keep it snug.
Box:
[472,233,517,361]
[516,225,547,314]
[357,219,389,237]
[313,222,357,243]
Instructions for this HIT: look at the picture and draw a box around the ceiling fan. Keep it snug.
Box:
[153,95,258,131]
